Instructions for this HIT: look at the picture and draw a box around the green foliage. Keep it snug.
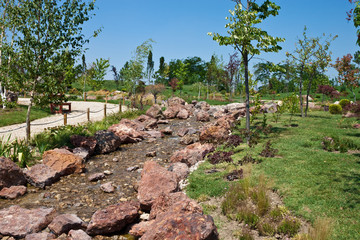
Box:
[277,217,301,237]
[339,99,351,108]
[329,104,342,114]
[87,58,110,90]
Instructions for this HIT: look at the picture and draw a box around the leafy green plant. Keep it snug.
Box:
[329,104,342,114]
[339,99,351,108]
[0,135,12,158]
[284,93,299,125]
[277,216,301,237]
[259,141,278,158]
[10,140,33,167]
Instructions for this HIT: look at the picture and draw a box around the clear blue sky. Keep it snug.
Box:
[82,0,359,80]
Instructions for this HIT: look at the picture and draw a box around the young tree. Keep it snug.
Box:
[155,56,168,84]
[209,1,285,131]
[225,52,241,98]
[111,65,119,87]
[88,58,110,90]
[145,84,165,104]
[286,27,317,117]
[333,54,359,101]
[6,0,96,142]
[146,50,154,84]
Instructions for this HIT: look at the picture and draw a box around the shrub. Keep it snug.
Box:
[339,99,351,108]
[329,104,342,114]
[207,151,233,164]
[226,134,243,148]
[260,141,279,158]
[277,216,301,237]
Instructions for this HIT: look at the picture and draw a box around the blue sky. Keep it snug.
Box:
[82,0,359,80]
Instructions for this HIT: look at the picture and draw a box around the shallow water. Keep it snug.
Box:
[0,117,205,238]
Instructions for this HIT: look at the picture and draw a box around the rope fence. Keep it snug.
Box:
[0,102,127,135]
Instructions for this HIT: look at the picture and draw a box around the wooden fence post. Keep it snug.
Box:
[104,104,107,118]
[106,93,108,104]
[87,108,90,121]
[64,113,67,126]
[119,100,122,113]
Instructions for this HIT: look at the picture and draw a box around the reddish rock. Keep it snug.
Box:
[140,212,218,240]
[129,221,154,237]
[42,149,85,177]
[68,229,91,240]
[354,123,360,129]
[168,97,186,107]
[108,123,145,142]
[0,185,27,199]
[48,214,86,235]
[0,157,27,190]
[195,110,210,122]
[144,130,163,138]
[100,182,115,193]
[86,201,140,236]
[88,172,105,182]
[170,142,214,167]
[94,130,122,154]
[157,119,169,124]
[163,105,182,119]
[195,101,210,111]
[180,134,199,145]
[160,126,172,135]
[70,135,97,155]
[167,162,190,182]
[199,125,229,143]
[137,161,178,210]
[215,116,235,130]
[24,164,60,188]
[177,127,189,137]
[119,118,144,131]
[177,108,190,119]
[146,104,162,119]
[135,115,158,130]
[0,205,56,238]
[149,192,202,220]
[25,232,55,240]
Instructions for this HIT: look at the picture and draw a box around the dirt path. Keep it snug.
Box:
[0,98,128,141]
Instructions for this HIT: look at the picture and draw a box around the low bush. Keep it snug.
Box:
[259,141,278,158]
[207,151,234,164]
[329,104,342,114]
[339,99,350,108]
[277,216,301,237]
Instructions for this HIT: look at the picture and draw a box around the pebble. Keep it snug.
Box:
[104,170,113,175]
[112,157,119,162]
[126,166,139,172]
[140,213,150,221]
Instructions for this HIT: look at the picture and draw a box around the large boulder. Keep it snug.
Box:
[0,205,56,238]
[94,130,122,154]
[135,115,158,130]
[167,162,190,182]
[168,97,186,107]
[48,214,87,235]
[42,148,85,177]
[0,185,27,199]
[146,104,162,119]
[86,201,140,236]
[163,105,183,119]
[170,142,214,167]
[137,161,178,210]
[70,135,97,155]
[140,212,218,240]
[195,110,210,122]
[25,232,55,240]
[0,157,27,190]
[195,101,210,111]
[129,221,154,238]
[177,108,190,119]
[224,103,245,111]
[199,116,235,143]
[149,192,202,220]
[108,123,144,143]
[119,118,145,131]
[24,164,60,188]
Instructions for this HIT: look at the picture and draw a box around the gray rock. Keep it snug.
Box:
[94,130,121,154]
[72,147,90,160]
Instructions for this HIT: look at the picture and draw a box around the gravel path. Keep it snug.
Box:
[0,99,128,141]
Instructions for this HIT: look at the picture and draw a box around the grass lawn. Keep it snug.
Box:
[187,110,360,239]
[0,105,51,127]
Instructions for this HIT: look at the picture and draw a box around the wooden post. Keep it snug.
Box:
[119,100,122,113]
[64,113,67,126]
[104,104,107,118]
[87,108,90,121]
[122,97,125,105]
[106,93,108,103]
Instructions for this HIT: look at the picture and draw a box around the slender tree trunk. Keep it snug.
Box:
[244,52,250,131]
[299,66,304,117]
[25,99,33,143]
[305,75,314,117]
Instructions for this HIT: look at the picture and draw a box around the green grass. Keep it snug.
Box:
[0,105,51,127]
[251,112,360,240]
